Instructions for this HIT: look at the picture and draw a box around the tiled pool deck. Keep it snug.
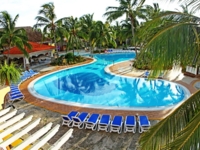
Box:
[19,58,199,120]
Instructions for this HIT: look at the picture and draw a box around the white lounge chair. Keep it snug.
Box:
[0,118,41,149]
[142,71,150,78]
[85,113,100,130]
[0,115,33,142]
[0,113,25,130]
[124,115,136,133]
[0,109,17,124]
[0,107,11,117]
[61,111,79,127]
[29,124,60,150]
[12,122,53,150]
[49,128,73,150]
[97,114,111,132]
[71,112,89,129]
[110,115,123,134]
[138,115,151,133]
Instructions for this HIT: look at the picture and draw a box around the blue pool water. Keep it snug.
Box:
[29,52,190,109]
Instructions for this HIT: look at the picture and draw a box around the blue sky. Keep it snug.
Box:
[1,0,180,27]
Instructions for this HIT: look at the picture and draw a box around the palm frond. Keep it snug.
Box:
[138,90,200,150]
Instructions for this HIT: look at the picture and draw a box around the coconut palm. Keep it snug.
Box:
[145,3,162,20]
[0,11,31,61]
[138,90,200,150]
[90,21,116,51]
[103,0,147,54]
[137,1,200,149]
[33,2,61,55]
[112,21,124,47]
[121,19,139,46]
[183,0,200,12]
[79,14,95,52]
[0,61,22,108]
[60,16,85,55]
[138,10,200,70]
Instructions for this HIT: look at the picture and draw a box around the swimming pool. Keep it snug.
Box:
[28,52,190,110]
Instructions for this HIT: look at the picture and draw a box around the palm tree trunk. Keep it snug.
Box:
[3,79,10,109]
[7,45,11,63]
[130,18,137,56]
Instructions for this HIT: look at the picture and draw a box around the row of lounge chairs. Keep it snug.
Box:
[8,69,39,107]
[0,108,73,149]
[61,111,151,134]
[142,70,165,79]
[20,69,39,83]
[106,49,134,53]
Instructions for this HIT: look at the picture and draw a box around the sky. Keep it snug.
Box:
[1,0,181,27]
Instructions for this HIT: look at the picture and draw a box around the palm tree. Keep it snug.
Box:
[137,1,200,149]
[79,14,95,52]
[90,21,116,52]
[138,90,200,150]
[0,61,22,108]
[183,0,200,12]
[112,21,124,47]
[145,3,162,21]
[138,9,200,70]
[0,11,31,61]
[60,16,84,55]
[33,2,60,56]
[103,0,147,54]
[120,19,139,46]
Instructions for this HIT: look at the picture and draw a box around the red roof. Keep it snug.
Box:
[3,42,55,55]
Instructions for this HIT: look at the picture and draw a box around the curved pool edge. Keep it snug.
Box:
[28,60,191,111]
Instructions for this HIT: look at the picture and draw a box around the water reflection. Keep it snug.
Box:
[55,72,115,96]
[33,53,186,107]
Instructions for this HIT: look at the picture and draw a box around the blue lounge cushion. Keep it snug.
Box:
[99,114,110,125]
[10,90,21,95]
[139,116,150,126]
[72,112,89,129]
[9,94,24,101]
[126,116,136,126]
[87,113,100,123]
[112,116,123,126]
[75,112,88,122]
[124,115,136,133]
[10,89,20,93]
[9,92,23,97]
[62,111,79,127]
[29,69,39,75]
[63,111,79,121]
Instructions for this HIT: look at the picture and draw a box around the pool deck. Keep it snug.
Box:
[19,58,199,120]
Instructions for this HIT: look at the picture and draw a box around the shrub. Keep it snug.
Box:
[50,52,87,66]
[133,51,152,70]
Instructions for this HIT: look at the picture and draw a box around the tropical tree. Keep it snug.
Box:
[145,3,162,21]
[103,0,147,54]
[79,14,95,51]
[60,16,85,55]
[0,11,31,61]
[55,20,68,51]
[0,61,22,108]
[33,2,60,55]
[90,21,117,52]
[137,1,200,149]
[138,90,200,150]
[112,21,124,47]
[120,19,139,46]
